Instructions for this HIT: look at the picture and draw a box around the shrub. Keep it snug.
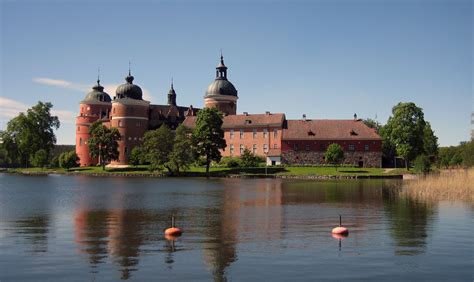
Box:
[413,155,431,174]
[59,151,79,170]
[30,149,49,168]
[220,156,241,168]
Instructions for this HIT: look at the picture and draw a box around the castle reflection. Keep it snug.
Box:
[72,178,435,280]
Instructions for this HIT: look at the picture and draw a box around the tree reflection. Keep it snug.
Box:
[13,215,50,254]
[383,186,435,256]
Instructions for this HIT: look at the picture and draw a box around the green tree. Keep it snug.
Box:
[363,118,382,133]
[324,143,344,171]
[462,141,474,167]
[0,102,59,167]
[88,121,120,170]
[192,108,226,176]
[383,102,427,169]
[142,125,175,171]
[30,149,49,167]
[240,147,259,167]
[413,155,431,174]
[168,124,194,173]
[129,146,144,166]
[59,151,79,170]
[423,122,438,158]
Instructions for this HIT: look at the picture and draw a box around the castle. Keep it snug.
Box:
[76,55,382,167]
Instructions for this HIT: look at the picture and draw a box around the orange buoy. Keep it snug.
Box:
[331,215,349,235]
[164,216,182,237]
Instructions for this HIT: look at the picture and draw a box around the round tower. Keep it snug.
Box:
[76,78,112,166]
[109,71,150,165]
[204,54,238,115]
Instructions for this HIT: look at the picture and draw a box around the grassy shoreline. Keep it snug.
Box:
[3,166,405,179]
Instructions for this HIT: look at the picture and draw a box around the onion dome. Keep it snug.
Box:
[205,55,238,97]
[82,79,111,103]
[116,71,143,100]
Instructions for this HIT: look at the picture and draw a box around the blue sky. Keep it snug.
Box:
[1,0,472,146]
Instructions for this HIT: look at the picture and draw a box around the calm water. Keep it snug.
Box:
[0,174,472,281]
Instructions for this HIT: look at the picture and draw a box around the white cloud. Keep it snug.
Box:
[0,97,28,118]
[33,77,88,92]
[0,97,75,124]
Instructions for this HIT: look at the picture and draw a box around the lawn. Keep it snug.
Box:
[8,165,406,177]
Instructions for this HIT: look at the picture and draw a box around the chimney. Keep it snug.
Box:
[265,111,271,115]
[302,114,306,120]
[353,113,357,120]
[243,112,248,116]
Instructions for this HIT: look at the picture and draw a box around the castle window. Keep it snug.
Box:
[365,144,369,151]
[274,129,278,138]
[263,144,269,153]
[113,108,116,114]
[253,144,257,154]
[134,137,137,141]
[128,137,132,141]
[230,129,234,139]
[125,147,128,155]
[320,143,326,151]
[253,129,257,139]
[263,128,268,138]
[79,138,83,146]
[230,144,234,156]
[349,144,355,151]
[274,144,278,149]
[118,120,123,127]
[305,144,310,151]
[136,121,141,127]
[77,126,80,132]
[240,144,244,154]
[240,129,244,139]
[87,106,90,111]
[294,143,298,151]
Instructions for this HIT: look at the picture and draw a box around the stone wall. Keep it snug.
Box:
[281,150,382,168]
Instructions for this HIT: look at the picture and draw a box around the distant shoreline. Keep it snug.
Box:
[2,169,404,180]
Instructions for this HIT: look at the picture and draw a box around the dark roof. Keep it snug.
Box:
[183,112,285,129]
[205,79,238,97]
[116,75,143,100]
[283,119,381,140]
[82,82,111,103]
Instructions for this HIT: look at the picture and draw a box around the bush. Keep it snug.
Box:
[413,155,431,174]
[129,147,144,166]
[49,155,60,168]
[59,151,79,170]
[220,156,241,168]
[30,149,49,168]
[240,148,260,168]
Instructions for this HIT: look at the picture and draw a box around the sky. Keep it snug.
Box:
[0,0,472,146]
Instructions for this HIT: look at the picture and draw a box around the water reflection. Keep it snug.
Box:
[383,193,435,256]
[13,215,51,254]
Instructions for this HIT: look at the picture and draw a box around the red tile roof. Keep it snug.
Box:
[283,119,381,140]
[183,113,285,129]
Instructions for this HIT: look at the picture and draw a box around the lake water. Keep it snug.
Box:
[0,174,472,281]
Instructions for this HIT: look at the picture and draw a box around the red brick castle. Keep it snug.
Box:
[76,55,382,167]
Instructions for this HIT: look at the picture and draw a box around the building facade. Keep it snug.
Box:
[76,55,382,167]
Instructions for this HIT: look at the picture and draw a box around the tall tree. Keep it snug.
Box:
[423,122,438,158]
[88,121,120,170]
[142,125,175,172]
[363,118,382,133]
[192,107,226,176]
[383,102,426,169]
[324,143,344,171]
[168,124,194,173]
[0,101,59,167]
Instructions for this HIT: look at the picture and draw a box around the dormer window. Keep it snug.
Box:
[245,119,252,125]
[308,130,315,136]
[350,129,358,136]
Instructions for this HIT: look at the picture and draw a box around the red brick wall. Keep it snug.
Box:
[281,140,381,152]
[75,103,111,166]
[109,102,149,165]
[221,126,283,157]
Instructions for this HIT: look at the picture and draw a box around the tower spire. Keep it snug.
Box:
[128,60,131,76]
[97,67,101,85]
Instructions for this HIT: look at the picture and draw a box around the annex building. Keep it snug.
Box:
[76,55,382,167]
